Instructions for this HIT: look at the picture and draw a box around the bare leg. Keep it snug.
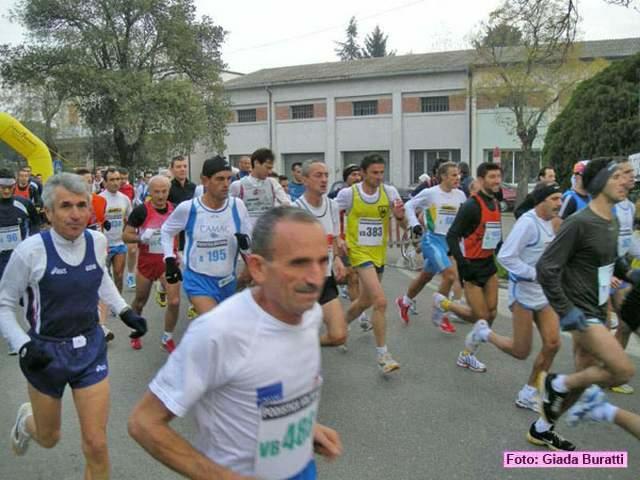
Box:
[25,384,62,448]
[190,296,218,316]
[528,307,560,386]
[127,243,138,279]
[131,273,153,314]
[161,277,181,334]
[111,253,126,293]
[406,271,434,300]
[320,298,347,346]
[349,267,386,348]
[614,408,640,439]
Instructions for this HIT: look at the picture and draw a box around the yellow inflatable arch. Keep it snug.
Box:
[0,112,53,182]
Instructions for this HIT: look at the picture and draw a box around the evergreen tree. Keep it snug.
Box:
[335,17,362,61]
[362,25,395,58]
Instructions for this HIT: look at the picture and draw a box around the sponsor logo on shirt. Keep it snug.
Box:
[256,382,283,407]
[50,267,68,275]
[95,364,107,373]
[85,263,97,271]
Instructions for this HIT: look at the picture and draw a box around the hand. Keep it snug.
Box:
[103,220,111,231]
[19,341,52,372]
[165,257,182,284]
[559,307,588,332]
[392,198,404,219]
[234,233,251,252]
[335,237,347,258]
[412,225,424,237]
[610,276,622,290]
[139,228,156,244]
[333,257,346,283]
[119,308,148,338]
[313,424,342,460]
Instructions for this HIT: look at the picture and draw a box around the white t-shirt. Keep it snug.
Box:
[294,195,340,276]
[404,185,466,236]
[99,190,132,247]
[615,198,636,257]
[335,183,401,213]
[149,289,323,478]
[230,176,291,230]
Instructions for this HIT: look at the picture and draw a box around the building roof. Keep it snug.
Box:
[224,37,640,90]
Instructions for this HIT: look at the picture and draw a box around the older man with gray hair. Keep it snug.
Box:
[0,173,147,479]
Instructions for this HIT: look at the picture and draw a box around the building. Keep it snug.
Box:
[209,37,640,186]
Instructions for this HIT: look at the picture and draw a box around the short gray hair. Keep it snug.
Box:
[301,159,326,177]
[252,207,320,259]
[148,175,171,189]
[42,173,91,210]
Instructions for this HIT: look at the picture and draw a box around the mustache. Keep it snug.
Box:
[295,284,321,294]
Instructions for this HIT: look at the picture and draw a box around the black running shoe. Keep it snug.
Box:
[526,422,576,451]
[539,372,567,424]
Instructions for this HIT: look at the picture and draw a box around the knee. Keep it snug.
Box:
[372,295,387,311]
[542,337,561,355]
[327,332,347,346]
[81,432,108,460]
[39,429,61,449]
[511,347,531,361]
[167,296,180,309]
[441,268,456,284]
[612,360,635,385]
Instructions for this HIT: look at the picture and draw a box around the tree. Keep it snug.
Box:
[335,16,362,61]
[1,0,229,169]
[362,25,395,58]
[543,52,640,187]
[472,0,604,203]
[481,22,523,47]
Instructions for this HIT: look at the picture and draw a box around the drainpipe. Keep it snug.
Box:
[266,86,273,150]
[467,67,473,170]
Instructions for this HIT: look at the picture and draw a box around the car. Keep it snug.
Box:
[499,183,517,212]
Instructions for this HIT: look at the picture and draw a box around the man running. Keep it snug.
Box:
[100,168,132,293]
[336,154,406,374]
[13,167,41,208]
[124,175,181,352]
[466,184,563,418]
[294,160,347,347]
[161,157,252,315]
[118,168,138,289]
[536,158,636,445]
[288,161,305,200]
[128,207,342,479]
[0,173,146,478]
[559,161,590,220]
[396,161,466,334]
[445,162,503,373]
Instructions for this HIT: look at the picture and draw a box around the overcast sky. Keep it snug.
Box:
[1,0,639,73]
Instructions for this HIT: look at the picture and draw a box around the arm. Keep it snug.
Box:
[404,189,431,228]
[446,199,481,267]
[122,225,141,244]
[123,205,148,244]
[497,217,537,280]
[335,187,353,213]
[536,218,581,317]
[386,186,407,227]
[161,201,191,259]
[129,391,252,480]
[269,177,291,206]
[0,249,33,351]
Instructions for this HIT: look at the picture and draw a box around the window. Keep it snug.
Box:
[353,100,378,116]
[421,96,450,113]
[483,149,541,184]
[290,104,314,120]
[237,109,257,123]
[282,153,325,175]
[342,151,390,182]
[410,150,461,184]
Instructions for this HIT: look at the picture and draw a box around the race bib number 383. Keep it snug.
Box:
[358,218,383,246]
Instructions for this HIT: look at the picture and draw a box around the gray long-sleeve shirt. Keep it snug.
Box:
[536,207,618,321]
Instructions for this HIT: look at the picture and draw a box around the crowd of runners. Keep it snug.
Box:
[0,149,638,478]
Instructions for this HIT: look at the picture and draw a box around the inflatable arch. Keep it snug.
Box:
[0,112,53,182]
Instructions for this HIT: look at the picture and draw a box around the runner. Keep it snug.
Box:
[161,157,252,316]
[118,168,138,290]
[336,154,406,374]
[559,161,590,219]
[395,161,467,334]
[536,158,636,446]
[128,207,342,479]
[288,162,305,200]
[99,168,132,293]
[445,162,503,373]
[466,183,563,415]
[0,173,146,478]
[294,160,347,347]
[123,175,181,352]
[13,166,41,208]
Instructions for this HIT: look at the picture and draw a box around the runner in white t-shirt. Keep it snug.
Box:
[129,207,342,480]
[294,160,347,347]
[99,168,132,293]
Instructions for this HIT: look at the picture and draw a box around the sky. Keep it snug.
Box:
[0,0,639,74]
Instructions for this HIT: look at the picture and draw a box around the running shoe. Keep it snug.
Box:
[538,372,567,424]
[515,385,540,412]
[339,285,349,299]
[464,320,489,353]
[161,337,176,354]
[377,352,400,374]
[439,316,456,334]
[409,300,419,315]
[456,351,486,372]
[395,296,410,325]
[526,422,576,451]
[101,325,115,343]
[130,337,142,350]
[187,305,197,320]
[10,402,32,456]
[126,273,136,289]
[565,385,606,427]
[155,290,167,308]
[359,313,373,332]
[610,383,634,394]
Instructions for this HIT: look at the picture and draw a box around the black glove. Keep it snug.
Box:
[19,341,52,372]
[234,233,251,253]
[165,257,182,284]
[119,308,148,339]
[412,225,423,237]
[103,220,111,231]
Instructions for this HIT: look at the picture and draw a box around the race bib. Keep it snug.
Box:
[358,218,383,246]
[433,206,458,235]
[0,225,21,251]
[598,263,614,306]
[255,388,319,480]
[618,228,632,257]
[148,230,163,254]
[106,209,124,230]
[192,238,232,277]
[482,222,502,250]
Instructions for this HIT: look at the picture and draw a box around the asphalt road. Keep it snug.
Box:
[1,220,638,480]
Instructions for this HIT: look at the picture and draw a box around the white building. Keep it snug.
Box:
[198,38,640,186]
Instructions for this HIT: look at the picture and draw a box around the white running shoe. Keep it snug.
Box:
[409,299,419,315]
[338,284,349,299]
[359,313,373,332]
[11,403,32,456]
[377,352,400,374]
[515,385,540,412]
[565,385,607,427]
[456,351,487,372]
[126,273,136,289]
[464,320,490,353]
